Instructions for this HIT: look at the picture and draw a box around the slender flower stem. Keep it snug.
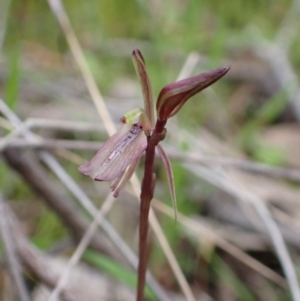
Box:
[137,119,167,301]
[154,119,167,136]
[137,141,155,301]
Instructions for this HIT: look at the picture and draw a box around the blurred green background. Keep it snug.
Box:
[1,0,299,300]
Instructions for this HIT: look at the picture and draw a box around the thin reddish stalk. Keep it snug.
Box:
[136,119,167,301]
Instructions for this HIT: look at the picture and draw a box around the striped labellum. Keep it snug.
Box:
[79,123,147,182]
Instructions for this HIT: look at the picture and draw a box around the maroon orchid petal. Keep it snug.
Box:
[132,49,155,126]
[156,66,230,121]
[157,144,177,221]
[79,123,147,181]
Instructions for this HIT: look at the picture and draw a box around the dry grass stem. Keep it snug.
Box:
[169,113,300,300]
[187,164,300,301]
[0,193,31,301]
[47,193,115,301]
[253,33,300,120]
[1,137,102,151]
[47,0,116,136]
[0,198,93,301]
[166,149,300,183]
[152,199,287,288]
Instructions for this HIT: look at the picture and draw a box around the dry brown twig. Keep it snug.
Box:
[152,199,287,288]
[186,162,300,301]
[2,148,122,260]
[0,192,31,301]
[0,196,94,301]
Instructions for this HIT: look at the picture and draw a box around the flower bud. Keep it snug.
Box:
[156,66,230,121]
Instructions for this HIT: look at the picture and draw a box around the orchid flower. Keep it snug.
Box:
[78,122,147,197]
[79,50,229,301]
[79,49,229,214]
